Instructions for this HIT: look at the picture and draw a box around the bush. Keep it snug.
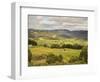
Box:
[46,54,63,64]
[46,54,57,64]
[43,44,48,47]
[79,46,88,63]
[50,43,83,49]
[72,44,83,49]
[28,49,32,63]
[57,55,63,62]
[62,44,73,48]
[61,43,83,49]
[50,44,60,48]
[28,39,37,46]
[69,56,79,63]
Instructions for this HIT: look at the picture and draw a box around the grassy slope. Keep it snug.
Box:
[34,38,87,47]
[29,46,81,65]
[28,37,87,66]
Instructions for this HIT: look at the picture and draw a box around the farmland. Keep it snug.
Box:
[28,30,88,66]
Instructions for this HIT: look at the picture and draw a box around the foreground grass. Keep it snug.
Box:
[29,46,81,66]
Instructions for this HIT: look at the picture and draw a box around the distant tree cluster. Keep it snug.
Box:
[50,43,83,49]
[28,39,37,46]
[50,44,60,48]
[28,38,83,50]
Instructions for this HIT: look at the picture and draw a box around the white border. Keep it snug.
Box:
[11,2,96,80]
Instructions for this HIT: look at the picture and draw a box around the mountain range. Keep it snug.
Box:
[28,29,88,39]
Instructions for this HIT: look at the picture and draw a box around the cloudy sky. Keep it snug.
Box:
[28,15,88,31]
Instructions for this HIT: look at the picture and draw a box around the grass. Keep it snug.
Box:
[30,46,81,56]
[35,38,87,47]
[29,46,81,66]
[28,37,87,66]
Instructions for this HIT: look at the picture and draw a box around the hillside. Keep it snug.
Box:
[28,29,88,39]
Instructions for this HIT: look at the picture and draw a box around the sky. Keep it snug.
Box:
[28,15,88,31]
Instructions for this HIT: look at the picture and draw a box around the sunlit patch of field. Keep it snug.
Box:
[35,38,87,47]
[29,46,81,65]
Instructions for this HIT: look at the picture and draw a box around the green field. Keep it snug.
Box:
[28,38,88,66]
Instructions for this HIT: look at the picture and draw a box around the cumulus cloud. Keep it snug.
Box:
[39,20,57,25]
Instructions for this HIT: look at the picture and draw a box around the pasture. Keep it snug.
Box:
[28,38,88,66]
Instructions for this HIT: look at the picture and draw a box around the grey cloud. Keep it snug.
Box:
[28,15,88,31]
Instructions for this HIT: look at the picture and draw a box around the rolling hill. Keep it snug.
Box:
[28,29,88,39]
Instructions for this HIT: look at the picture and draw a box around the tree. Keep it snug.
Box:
[28,49,32,63]
[72,44,83,49]
[69,56,79,63]
[28,39,37,46]
[51,44,60,48]
[46,53,63,64]
[57,55,63,62]
[62,44,72,48]
[46,54,57,64]
[79,46,88,63]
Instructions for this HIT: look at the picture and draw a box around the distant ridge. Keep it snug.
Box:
[28,28,88,39]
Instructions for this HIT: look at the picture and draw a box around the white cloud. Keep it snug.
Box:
[39,20,57,25]
[28,15,88,31]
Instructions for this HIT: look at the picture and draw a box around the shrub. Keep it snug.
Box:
[28,49,32,63]
[46,53,63,64]
[62,44,73,48]
[50,43,83,49]
[69,56,79,63]
[57,55,63,62]
[72,44,83,49]
[61,43,83,49]
[28,39,37,46]
[50,44,60,48]
[43,44,48,47]
[46,54,57,64]
[79,46,88,63]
